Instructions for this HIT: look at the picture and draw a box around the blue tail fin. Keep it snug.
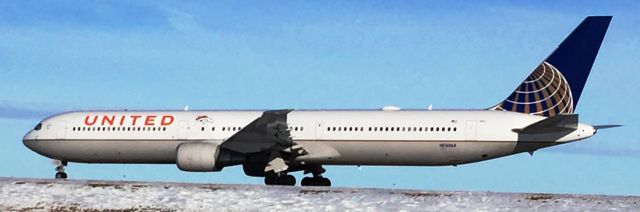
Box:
[491,16,611,117]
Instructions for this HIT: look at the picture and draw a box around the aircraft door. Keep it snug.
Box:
[315,122,323,139]
[465,120,477,141]
[178,121,189,140]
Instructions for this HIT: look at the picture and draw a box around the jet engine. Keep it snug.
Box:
[176,142,245,172]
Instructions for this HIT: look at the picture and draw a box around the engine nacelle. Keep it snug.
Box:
[176,142,222,172]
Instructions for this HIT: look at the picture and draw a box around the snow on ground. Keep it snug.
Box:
[1,177,638,211]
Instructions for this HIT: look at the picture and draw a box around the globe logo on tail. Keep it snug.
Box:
[491,61,574,117]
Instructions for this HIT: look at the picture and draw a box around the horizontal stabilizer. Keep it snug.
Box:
[512,114,578,134]
[593,125,623,130]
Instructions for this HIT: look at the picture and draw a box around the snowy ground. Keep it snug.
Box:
[1,177,638,211]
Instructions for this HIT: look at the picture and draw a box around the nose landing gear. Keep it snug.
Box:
[54,160,68,179]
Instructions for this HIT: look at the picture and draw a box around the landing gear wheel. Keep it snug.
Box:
[319,177,331,186]
[301,177,313,186]
[265,173,278,185]
[279,175,296,186]
[264,173,296,186]
[301,177,331,186]
[54,160,68,180]
[55,172,67,179]
[301,165,331,186]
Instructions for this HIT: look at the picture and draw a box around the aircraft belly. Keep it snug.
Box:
[295,140,519,166]
[25,139,184,163]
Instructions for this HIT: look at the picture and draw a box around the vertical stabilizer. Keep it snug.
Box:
[491,16,611,117]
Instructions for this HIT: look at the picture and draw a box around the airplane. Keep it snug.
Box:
[23,16,617,186]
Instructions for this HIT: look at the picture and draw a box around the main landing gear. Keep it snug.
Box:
[263,165,332,186]
[54,160,68,179]
[300,165,331,187]
[264,172,296,186]
[300,176,331,187]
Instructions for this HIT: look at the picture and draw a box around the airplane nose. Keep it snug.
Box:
[23,130,37,149]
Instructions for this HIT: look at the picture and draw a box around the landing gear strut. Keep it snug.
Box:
[54,160,68,179]
[264,172,296,186]
[301,165,331,186]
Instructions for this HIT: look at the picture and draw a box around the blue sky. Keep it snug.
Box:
[1,1,639,195]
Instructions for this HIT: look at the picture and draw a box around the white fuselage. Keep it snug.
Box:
[23,109,596,166]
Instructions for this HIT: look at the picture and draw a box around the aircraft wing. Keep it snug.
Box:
[220,109,294,154]
[512,114,579,134]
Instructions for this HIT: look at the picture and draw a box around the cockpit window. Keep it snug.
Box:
[34,123,42,131]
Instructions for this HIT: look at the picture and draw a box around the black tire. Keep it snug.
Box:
[55,172,67,179]
[264,174,278,185]
[301,177,314,186]
[301,177,331,186]
[280,175,296,186]
[319,177,331,187]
